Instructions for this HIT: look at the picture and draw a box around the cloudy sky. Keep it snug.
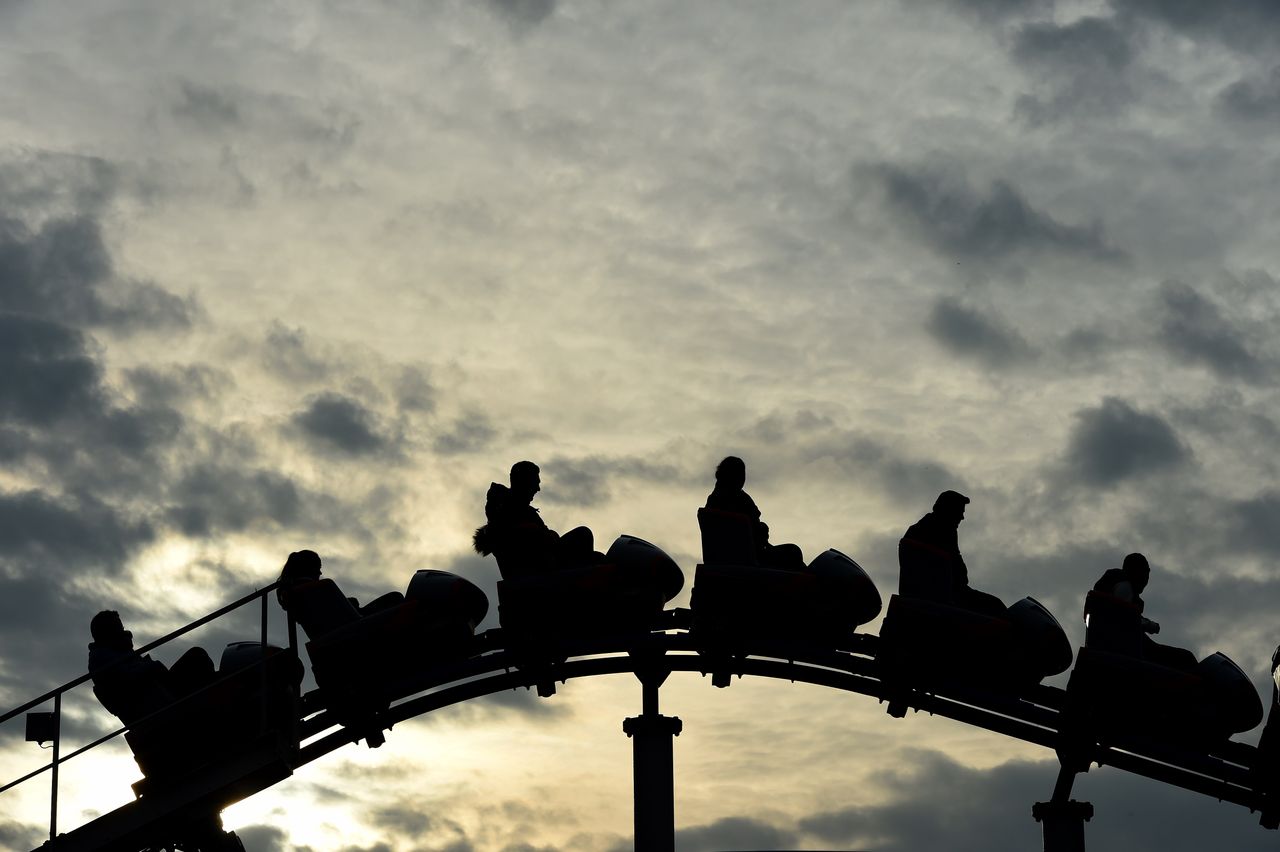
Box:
[4,0,1280,849]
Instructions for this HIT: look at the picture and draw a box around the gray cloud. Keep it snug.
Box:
[172,81,241,130]
[263,322,330,383]
[0,819,45,850]
[742,412,963,510]
[1156,280,1263,383]
[395,366,437,414]
[0,215,194,333]
[795,750,1274,851]
[433,411,497,456]
[485,0,556,32]
[1014,16,1134,73]
[863,164,1125,270]
[231,824,288,852]
[1112,0,1280,53]
[675,816,799,852]
[540,455,682,508]
[164,465,303,537]
[292,392,389,456]
[1061,398,1190,487]
[0,314,104,426]
[1222,491,1280,560]
[934,0,1051,24]
[0,489,154,575]
[1011,16,1138,124]
[926,297,1035,368]
[1218,68,1280,123]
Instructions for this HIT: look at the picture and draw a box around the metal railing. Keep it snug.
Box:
[0,580,297,842]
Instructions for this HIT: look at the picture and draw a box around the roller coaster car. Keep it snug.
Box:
[93,643,301,789]
[1064,591,1261,749]
[497,534,685,642]
[1253,649,1280,828]
[690,550,883,647]
[878,595,1072,691]
[289,571,489,722]
[691,508,883,640]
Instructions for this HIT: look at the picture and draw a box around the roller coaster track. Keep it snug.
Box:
[2,602,1273,852]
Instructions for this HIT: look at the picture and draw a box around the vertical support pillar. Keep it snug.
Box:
[1034,765,1091,852]
[624,670,682,852]
[1032,800,1092,852]
[50,693,60,841]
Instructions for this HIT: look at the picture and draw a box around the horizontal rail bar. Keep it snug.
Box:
[0,581,282,726]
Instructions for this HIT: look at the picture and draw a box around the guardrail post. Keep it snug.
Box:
[624,669,681,852]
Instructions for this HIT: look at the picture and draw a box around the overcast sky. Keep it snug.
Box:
[4,0,1280,849]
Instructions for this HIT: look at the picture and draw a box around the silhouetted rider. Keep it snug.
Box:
[88,610,216,723]
[1091,553,1197,671]
[704,456,804,571]
[474,461,596,578]
[899,490,1006,617]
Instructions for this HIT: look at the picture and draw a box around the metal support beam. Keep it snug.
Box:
[1035,765,1092,852]
[624,670,681,852]
[1033,799,1093,852]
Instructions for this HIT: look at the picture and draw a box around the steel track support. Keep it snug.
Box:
[1033,764,1093,852]
[624,668,681,852]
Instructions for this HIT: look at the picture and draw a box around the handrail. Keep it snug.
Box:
[0,580,283,726]
[0,579,291,844]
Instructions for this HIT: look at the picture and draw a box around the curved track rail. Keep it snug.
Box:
[15,613,1274,852]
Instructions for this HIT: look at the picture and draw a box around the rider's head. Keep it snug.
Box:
[933,490,970,527]
[1122,552,1150,593]
[90,610,131,648]
[510,461,541,503]
[282,549,322,581]
[715,456,747,491]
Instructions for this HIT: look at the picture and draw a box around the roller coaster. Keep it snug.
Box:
[4,529,1280,852]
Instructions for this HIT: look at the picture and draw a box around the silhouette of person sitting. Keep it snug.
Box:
[1091,553,1197,671]
[899,490,1007,617]
[704,456,804,571]
[277,549,402,624]
[88,611,216,720]
[473,461,597,579]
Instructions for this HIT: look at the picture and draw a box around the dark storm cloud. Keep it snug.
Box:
[292,392,389,456]
[1011,16,1137,123]
[231,825,288,852]
[540,455,681,508]
[926,297,1035,368]
[433,411,497,455]
[0,490,154,573]
[0,820,44,850]
[1156,280,1263,382]
[0,216,194,333]
[1014,16,1134,72]
[1061,398,1190,487]
[164,465,302,536]
[795,750,1273,851]
[863,164,1125,268]
[0,314,104,425]
[1218,68,1280,123]
[1222,491,1280,560]
[1111,0,1280,52]
[675,816,800,852]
